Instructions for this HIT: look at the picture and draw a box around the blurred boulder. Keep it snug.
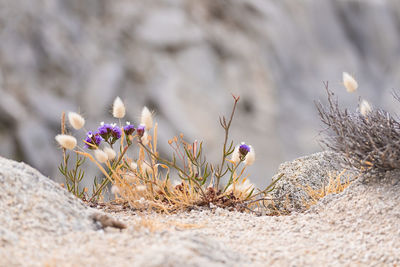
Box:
[0,0,399,186]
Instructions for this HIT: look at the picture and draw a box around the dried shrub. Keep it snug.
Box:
[316,82,400,173]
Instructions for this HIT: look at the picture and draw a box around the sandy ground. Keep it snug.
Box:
[2,177,400,267]
[1,156,400,267]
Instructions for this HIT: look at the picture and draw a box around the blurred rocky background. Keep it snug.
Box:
[1,0,400,187]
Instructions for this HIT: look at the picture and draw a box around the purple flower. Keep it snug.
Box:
[239,143,250,157]
[123,124,135,135]
[137,124,145,137]
[98,124,113,140]
[84,131,103,149]
[111,126,122,139]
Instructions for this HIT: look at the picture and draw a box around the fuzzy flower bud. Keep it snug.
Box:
[140,161,152,175]
[136,185,147,192]
[227,179,255,195]
[137,124,145,137]
[244,145,255,166]
[112,96,126,119]
[94,149,108,163]
[360,99,372,116]
[231,145,241,164]
[130,161,138,170]
[342,72,358,93]
[103,147,116,160]
[141,132,150,146]
[141,106,153,130]
[68,112,85,130]
[55,134,77,150]
[111,185,120,195]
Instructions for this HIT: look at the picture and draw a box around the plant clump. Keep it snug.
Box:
[316,81,400,174]
[55,95,283,213]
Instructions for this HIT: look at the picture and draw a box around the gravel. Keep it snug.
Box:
[1,155,399,266]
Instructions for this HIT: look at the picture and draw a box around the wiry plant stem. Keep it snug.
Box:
[215,94,240,190]
[138,141,207,198]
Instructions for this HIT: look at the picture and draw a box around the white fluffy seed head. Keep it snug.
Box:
[55,134,77,150]
[130,161,138,170]
[111,185,120,195]
[360,99,372,116]
[113,96,126,119]
[231,145,241,164]
[103,147,116,160]
[136,185,147,192]
[226,179,255,195]
[141,132,150,146]
[342,72,358,93]
[244,146,255,166]
[140,106,153,130]
[94,149,108,163]
[67,112,85,130]
[140,162,152,175]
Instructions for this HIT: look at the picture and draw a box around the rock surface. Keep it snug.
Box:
[0,156,96,245]
[270,151,358,212]
[1,156,400,266]
[1,0,400,186]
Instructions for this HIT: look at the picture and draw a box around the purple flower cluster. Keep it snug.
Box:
[111,126,122,139]
[98,123,113,139]
[123,124,135,136]
[84,131,103,149]
[97,123,122,145]
[137,124,145,137]
[239,143,250,158]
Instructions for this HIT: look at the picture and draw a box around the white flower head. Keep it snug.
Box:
[141,131,150,146]
[227,179,255,195]
[136,185,147,192]
[113,96,126,119]
[94,149,108,163]
[140,106,153,130]
[360,99,372,116]
[231,145,241,164]
[103,147,116,160]
[68,112,85,130]
[140,161,152,175]
[342,72,358,93]
[55,134,77,150]
[130,161,138,170]
[111,185,120,195]
[244,145,255,166]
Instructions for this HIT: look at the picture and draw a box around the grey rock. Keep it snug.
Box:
[0,156,96,243]
[269,151,358,213]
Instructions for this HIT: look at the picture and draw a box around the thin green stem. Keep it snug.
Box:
[138,141,207,198]
[215,95,240,190]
